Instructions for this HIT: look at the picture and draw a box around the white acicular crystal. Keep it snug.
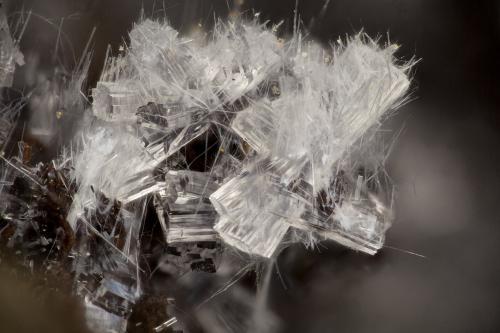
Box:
[231,103,278,155]
[0,103,21,152]
[211,160,307,258]
[235,35,410,190]
[206,21,283,103]
[0,4,24,88]
[68,124,165,229]
[92,82,142,122]
[157,170,219,244]
[211,32,411,256]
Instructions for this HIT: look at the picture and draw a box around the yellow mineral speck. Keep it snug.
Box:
[56,111,63,119]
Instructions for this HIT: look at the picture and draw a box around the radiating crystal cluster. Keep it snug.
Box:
[0,15,413,333]
[86,18,411,263]
[89,18,411,259]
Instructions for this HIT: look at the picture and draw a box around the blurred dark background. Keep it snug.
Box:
[3,0,500,332]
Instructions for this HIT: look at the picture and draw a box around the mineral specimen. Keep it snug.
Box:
[0,11,414,332]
